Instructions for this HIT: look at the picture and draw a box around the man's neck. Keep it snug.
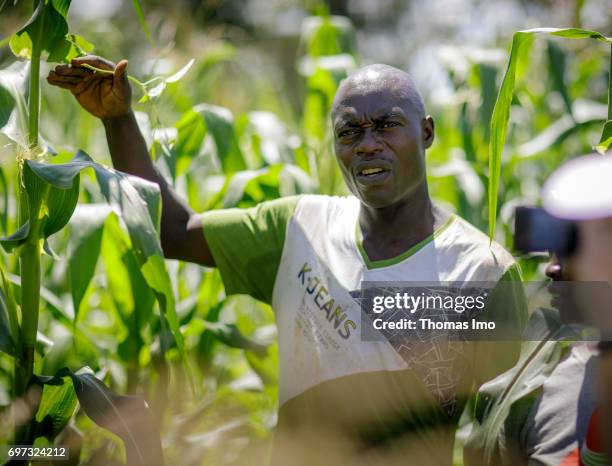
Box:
[358,183,448,261]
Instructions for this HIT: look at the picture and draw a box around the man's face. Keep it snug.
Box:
[332,89,434,208]
[545,255,583,323]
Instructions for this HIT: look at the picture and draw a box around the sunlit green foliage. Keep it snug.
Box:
[0,2,610,465]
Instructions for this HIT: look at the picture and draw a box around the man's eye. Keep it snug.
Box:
[339,129,359,137]
[379,121,398,129]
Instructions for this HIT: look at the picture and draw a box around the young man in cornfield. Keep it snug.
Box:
[48,57,526,466]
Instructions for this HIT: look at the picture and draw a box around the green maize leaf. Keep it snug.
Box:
[139,58,195,103]
[140,255,179,348]
[0,263,19,356]
[459,101,477,165]
[0,280,17,357]
[197,174,232,211]
[8,3,47,59]
[9,0,88,63]
[517,102,607,158]
[477,64,498,146]
[0,167,8,234]
[117,333,144,372]
[41,170,80,238]
[241,164,283,206]
[171,108,207,180]
[546,40,573,118]
[40,334,99,376]
[220,164,314,208]
[222,167,275,207]
[139,80,163,103]
[203,321,268,358]
[102,215,154,362]
[299,9,357,77]
[42,238,59,258]
[534,28,611,41]
[464,308,577,466]
[130,0,154,46]
[514,34,535,85]
[0,61,29,146]
[308,65,340,100]
[488,27,612,240]
[27,152,161,259]
[102,214,137,323]
[61,367,164,466]
[23,161,48,221]
[26,150,184,357]
[124,173,162,235]
[196,300,224,371]
[68,204,111,320]
[0,78,14,130]
[301,15,356,59]
[51,0,70,16]
[0,220,30,252]
[246,110,297,166]
[195,103,246,174]
[36,330,54,353]
[165,58,196,84]
[302,67,338,141]
[47,33,94,64]
[174,109,206,156]
[245,346,278,387]
[25,151,91,188]
[68,33,93,55]
[306,17,344,57]
[0,160,80,251]
[596,119,612,154]
[31,374,78,442]
[280,164,316,195]
[31,372,65,385]
[121,249,155,332]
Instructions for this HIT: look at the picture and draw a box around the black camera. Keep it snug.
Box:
[513,206,578,257]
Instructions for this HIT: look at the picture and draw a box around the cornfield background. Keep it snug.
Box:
[0,1,610,465]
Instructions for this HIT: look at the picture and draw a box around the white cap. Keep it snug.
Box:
[542,154,612,220]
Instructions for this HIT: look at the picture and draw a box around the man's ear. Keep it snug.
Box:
[423,116,435,149]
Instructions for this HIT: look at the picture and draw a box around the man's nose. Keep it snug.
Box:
[545,255,563,280]
[355,128,383,155]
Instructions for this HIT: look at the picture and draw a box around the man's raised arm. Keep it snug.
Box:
[47,55,214,267]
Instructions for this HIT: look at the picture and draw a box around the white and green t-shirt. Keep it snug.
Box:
[200,194,527,466]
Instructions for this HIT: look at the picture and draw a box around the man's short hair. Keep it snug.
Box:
[332,64,426,120]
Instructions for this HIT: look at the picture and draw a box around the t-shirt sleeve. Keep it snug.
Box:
[198,195,300,305]
[473,263,528,386]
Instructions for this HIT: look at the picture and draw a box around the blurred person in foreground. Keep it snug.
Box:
[465,153,612,466]
[541,154,612,465]
[47,56,526,466]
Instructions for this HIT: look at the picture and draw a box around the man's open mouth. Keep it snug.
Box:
[358,167,387,177]
[353,160,393,186]
[355,165,392,186]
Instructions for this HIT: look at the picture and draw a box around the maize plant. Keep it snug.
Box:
[0,2,610,466]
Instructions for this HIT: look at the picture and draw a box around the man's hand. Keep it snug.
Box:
[47,54,215,267]
[47,55,131,120]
